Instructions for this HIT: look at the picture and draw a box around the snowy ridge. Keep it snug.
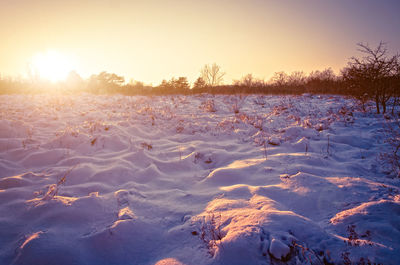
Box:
[0,94,399,265]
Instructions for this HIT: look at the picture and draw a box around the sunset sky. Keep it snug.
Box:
[1,0,399,85]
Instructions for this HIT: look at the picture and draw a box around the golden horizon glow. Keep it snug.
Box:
[0,0,399,85]
[30,51,76,82]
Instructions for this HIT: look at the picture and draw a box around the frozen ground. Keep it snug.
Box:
[0,93,399,265]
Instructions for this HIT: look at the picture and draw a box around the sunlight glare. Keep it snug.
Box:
[31,51,76,82]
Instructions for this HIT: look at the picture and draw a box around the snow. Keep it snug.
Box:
[269,238,290,260]
[0,93,399,264]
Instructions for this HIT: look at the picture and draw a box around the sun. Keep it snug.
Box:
[31,50,76,82]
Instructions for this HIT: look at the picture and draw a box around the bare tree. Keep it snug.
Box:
[342,42,399,114]
[240,73,254,87]
[233,74,265,88]
[201,63,225,87]
[307,68,337,94]
[390,56,400,114]
[270,71,289,87]
[287,71,307,87]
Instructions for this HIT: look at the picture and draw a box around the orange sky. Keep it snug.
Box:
[1,0,399,85]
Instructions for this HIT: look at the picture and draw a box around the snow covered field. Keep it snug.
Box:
[0,93,399,265]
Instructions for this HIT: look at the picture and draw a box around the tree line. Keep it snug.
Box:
[1,42,399,114]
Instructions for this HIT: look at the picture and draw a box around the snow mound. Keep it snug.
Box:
[0,94,399,264]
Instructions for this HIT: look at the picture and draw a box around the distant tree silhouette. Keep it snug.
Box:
[88,71,125,93]
[308,68,336,82]
[342,42,399,114]
[287,71,307,87]
[65,71,84,91]
[0,75,26,94]
[233,74,266,89]
[193,77,206,89]
[306,68,338,94]
[238,74,254,87]
[5,42,399,99]
[129,79,144,90]
[66,71,83,83]
[123,80,148,95]
[157,77,190,94]
[158,79,169,91]
[270,72,289,87]
[201,63,225,87]
[174,77,190,91]
[99,72,125,86]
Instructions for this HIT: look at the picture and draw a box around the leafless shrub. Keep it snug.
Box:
[326,135,331,157]
[137,104,153,115]
[379,118,400,177]
[253,118,264,131]
[141,142,153,150]
[159,105,176,120]
[338,106,355,125]
[194,152,204,164]
[236,113,264,131]
[82,120,105,135]
[290,240,327,264]
[339,225,373,264]
[230,95,247,114]
[216,119,235,132]
[193,212,224,257]
[288,114,301,124]
[271,100,292,116]
[176,120,185,133]
[263,139,268,160]
[253,95,266,106]
[287,231,373,265]
[200,99,217,113]
[194,152,213,164]
[32,165,78,204]
[345,225,373,247]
